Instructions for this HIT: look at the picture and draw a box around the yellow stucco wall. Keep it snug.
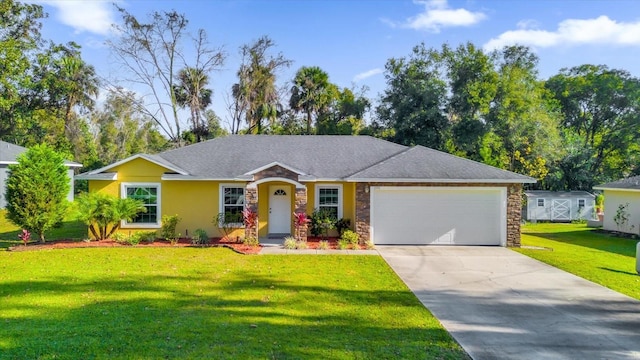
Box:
[88,158,356,239]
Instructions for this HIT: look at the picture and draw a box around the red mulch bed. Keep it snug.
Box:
[7,236,367,254]
[7,237,262,255]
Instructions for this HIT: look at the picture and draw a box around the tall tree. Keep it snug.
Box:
[485,45,561,180]
[174,67,212,142]
[0,0,45,140]
[376,43,448,149]
[90,90,168,168]
[546,64,640,186]
[231,36,291,134]
[316,87,370,135]
[5,144,70,243]
[441,42,498,159]
[289,66,336,134]
[108,7,224,145]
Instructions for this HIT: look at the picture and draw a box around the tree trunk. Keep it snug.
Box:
[39,232,45,243]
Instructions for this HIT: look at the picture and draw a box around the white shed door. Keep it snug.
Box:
[371,187,504,246]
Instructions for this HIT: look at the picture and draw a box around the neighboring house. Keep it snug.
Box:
[524,191,596,222]
[593,176,640,234]
[0,141,82,208]
[76,135,535,246]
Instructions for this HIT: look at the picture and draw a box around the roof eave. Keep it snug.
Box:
[593,186,640,192]
[86,154,188,176]
[76,172,118,181]
[345,178,537,184]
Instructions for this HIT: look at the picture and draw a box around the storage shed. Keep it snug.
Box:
[524,191,596,222]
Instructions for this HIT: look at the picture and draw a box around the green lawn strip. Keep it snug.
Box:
[515,223,640,300]
[0,209,87,248]
[0,248,468,359]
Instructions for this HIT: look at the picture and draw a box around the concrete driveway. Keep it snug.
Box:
[377,246,640,360]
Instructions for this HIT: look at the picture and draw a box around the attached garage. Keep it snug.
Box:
[370,187,506,246]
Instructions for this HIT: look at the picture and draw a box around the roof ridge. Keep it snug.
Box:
[345,145,412,178]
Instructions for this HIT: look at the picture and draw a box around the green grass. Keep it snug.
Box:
[514,223,640,300]
[0,248,468,359]
[0,209,87,249]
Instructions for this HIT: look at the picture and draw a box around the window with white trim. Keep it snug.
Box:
[316,185,342,220]
[221,185,245,224]
[578,199,586,208]
[122,183,161,227]
[537,198,545,207]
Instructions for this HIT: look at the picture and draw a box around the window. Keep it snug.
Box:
[316,185,342,220]
[121,183,160,227]
[537,198,545,207]
[578,199,586,208]
[221,185,245,224]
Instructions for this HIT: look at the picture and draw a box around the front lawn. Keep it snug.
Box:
[515,223,640,300]
[0,209,87,249]
[0,248,468,359]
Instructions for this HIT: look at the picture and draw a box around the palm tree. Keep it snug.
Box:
[174,67,213,142]
[290,66,335,134]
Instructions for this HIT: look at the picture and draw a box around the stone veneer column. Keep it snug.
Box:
[245,187,258,239]
[355,183,370,243]
[294,188,308,242]
[506,183,523,247]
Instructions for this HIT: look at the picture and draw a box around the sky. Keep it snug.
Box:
[29,0,640,129]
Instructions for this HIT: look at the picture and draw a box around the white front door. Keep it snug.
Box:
[268,185,291,234]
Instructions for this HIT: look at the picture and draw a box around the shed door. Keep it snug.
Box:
[371,187,505,246]
[551,199,571,221]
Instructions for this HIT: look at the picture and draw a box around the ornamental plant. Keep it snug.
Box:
[242,208,258,228]
[293,212,309,241]
[75,192,146,240]
[18,229,31,246]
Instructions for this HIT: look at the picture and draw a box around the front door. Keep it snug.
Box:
[268,185,291,234]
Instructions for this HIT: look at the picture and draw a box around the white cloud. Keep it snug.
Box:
[353,68,383,82]
[484,15,640,51]
[37,0,115,36]
[390,0,487,33]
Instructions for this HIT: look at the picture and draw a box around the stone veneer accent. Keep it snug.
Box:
[244,187,258,239]
[246,165,308,240]
[355,182,524,247]
[252,165,300,182]
[294,188,308,241]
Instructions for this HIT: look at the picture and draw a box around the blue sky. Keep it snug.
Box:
[31,0,640,128]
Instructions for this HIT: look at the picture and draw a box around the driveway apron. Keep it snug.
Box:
[377,246,640,360]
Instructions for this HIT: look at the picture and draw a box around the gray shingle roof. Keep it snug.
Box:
[346,145,535,182]
[79,135,535,183]
[158,135,407,179]
[594,175,640,190]
[0,140,82,167]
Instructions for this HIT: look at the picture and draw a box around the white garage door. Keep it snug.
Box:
[371,187,505,246]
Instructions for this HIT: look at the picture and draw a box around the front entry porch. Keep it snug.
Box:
[244,174,308,242]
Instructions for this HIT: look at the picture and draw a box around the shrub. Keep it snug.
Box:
[161,215,181,240]
[243,236,259,247]
[309,209,335,239]
[365,240,375,250]
[317,240,330,250]
[296,240,308,249]
[75,192,146,240]
[283,236,297,249]
[192,228,209,245]
[335,218,351,236]
[5,144,70,243]
[137,231,157,243]
[337,239,350,250]
[341,230,359,248]
[214,213,242,240]
[111,232,127,242]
